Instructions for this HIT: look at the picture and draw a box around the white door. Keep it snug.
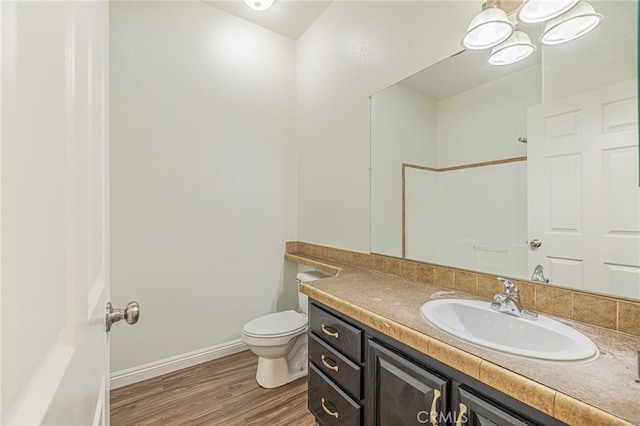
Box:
[2,1,115,425]
[527,79,640,298]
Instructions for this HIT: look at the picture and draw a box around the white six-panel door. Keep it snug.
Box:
[1,1,110,425]
[527,79,640,299]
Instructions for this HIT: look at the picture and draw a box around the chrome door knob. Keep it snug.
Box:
[529,239,542,248]
[106,301,140,332]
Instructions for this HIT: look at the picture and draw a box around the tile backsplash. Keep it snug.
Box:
[287,241,640,337]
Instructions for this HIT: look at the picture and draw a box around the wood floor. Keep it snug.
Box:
[110,350,317,425]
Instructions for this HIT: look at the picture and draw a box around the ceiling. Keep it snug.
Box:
[203,0,332,39]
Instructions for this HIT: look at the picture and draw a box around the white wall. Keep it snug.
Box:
[406,161,528,277]
[405,162,528,278]
[405,169,440,262]
[371,84,437,257]
[297,1,480,253]
[110,2,297,374]
[438,162,529,277]
[437,65,539,168]
[108,0,488,379]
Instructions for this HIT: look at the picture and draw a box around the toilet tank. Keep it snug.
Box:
[296,271,331,314]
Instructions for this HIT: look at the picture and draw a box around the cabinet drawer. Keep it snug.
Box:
[309,303,363,362]
[309,364,361,426]
[309,333,362,400]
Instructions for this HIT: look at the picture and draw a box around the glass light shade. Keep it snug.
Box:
[488,31,537,65]
[517,0,580,24]
[243,0,275,11]
[461,7,515,50]
[539,2,602,45]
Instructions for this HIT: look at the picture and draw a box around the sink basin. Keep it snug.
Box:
[421,299,598,361]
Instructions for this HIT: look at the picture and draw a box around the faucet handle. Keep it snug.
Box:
[497,277,519,296]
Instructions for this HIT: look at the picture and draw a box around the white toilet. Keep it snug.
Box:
[241,270,329,388]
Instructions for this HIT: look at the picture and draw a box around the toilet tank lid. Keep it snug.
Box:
[296,271,331,282]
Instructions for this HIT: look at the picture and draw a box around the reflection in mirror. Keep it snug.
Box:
[370,1,639,300]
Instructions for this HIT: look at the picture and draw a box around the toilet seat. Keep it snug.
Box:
[242,310,307,338]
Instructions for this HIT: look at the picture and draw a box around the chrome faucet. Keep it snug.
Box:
[491,277,538,320]
[531,264,549,283]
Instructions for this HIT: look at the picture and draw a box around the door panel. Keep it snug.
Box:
[1,2,110,425]
[547,153,582,233]
[603,147,638,234]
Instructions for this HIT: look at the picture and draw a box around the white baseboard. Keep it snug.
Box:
[110,339,248,389]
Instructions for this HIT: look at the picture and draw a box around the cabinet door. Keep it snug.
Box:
[455,387,533,426]
[368,340,449,426]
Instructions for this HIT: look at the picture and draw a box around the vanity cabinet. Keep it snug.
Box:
[308,300,566,426]
[367,339,547,426]
[308,303,365,425]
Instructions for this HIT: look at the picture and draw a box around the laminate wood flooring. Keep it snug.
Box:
[110,350,317,426]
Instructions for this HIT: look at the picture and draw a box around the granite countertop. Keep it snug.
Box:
[288,253,640,425]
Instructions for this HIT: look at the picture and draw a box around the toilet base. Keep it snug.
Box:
[255,356,308,388]
[254,335,308,389]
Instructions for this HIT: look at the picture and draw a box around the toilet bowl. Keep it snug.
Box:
[241,270,330,388]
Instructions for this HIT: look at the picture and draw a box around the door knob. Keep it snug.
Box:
[529,239,542,248]
[106,301,140,332]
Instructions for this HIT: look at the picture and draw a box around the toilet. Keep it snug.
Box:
[241,270,330,388]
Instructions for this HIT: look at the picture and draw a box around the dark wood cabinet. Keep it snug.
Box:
[454,387,532,426]
[308,300,565,426]
[309,303,363,363]
[308,364,361,425]
[309,333,363,400]
[368,340,449,426]
[308,303,365,425]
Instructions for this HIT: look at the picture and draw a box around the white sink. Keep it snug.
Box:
[421,299,598,361]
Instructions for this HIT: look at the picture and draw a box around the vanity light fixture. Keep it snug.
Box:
[488,31,537,65]
[461,1,515,50]
[243,0,275,11]
[462,0,603,65]
[539,2,603,45]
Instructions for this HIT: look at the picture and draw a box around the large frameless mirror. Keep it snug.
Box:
[370,1,639,300]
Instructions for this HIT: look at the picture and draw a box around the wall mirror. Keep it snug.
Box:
[370,0,639,300]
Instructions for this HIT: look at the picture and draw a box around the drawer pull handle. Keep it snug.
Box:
[456,402,468,426]
[321,398,339,419]
[321,324,339,339]
[430,389,441,426]
[321,355,339,372]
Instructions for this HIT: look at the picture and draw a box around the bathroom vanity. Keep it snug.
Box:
[287,247,640,425]
[308,300,564,425]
